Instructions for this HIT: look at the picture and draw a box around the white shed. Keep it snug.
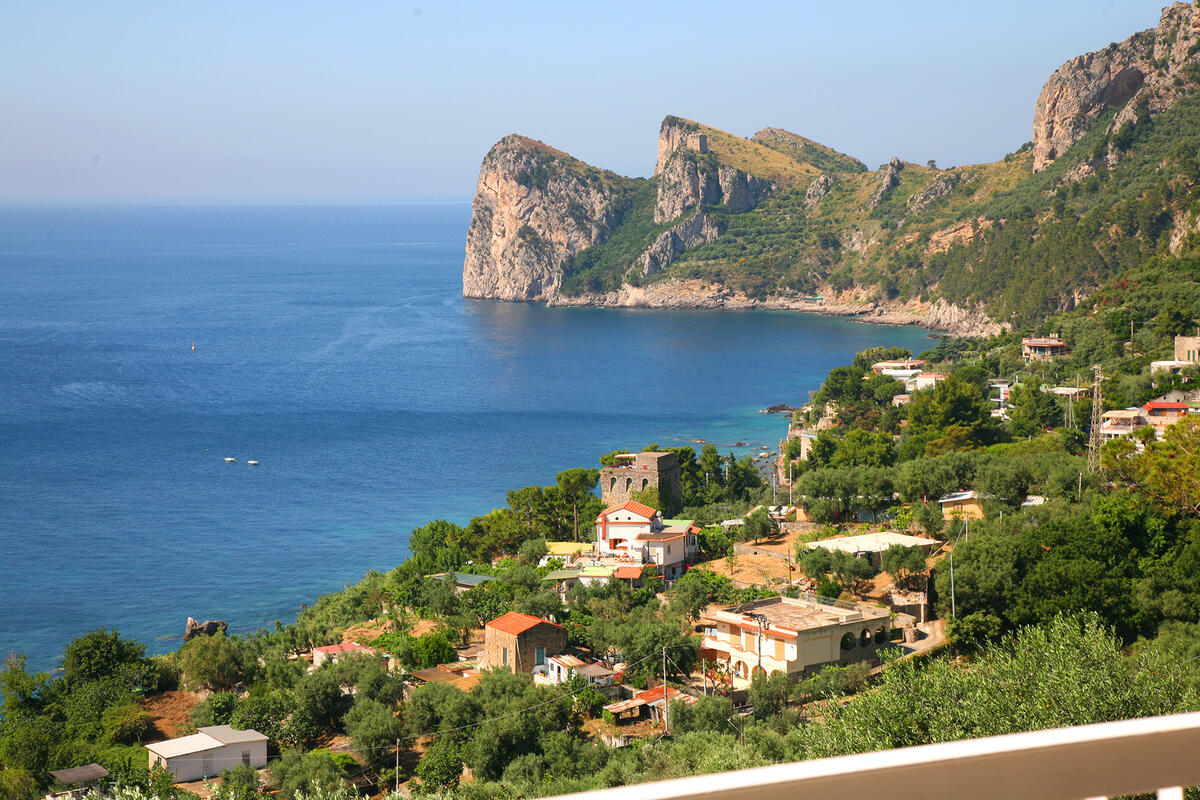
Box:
[145,725,267,782]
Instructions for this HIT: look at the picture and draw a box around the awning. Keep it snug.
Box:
[49,765,109,785]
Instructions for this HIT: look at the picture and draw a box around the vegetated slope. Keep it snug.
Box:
[750,127,868,174]
[468,2,1200,329]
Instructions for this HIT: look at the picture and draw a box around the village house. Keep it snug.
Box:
[404,665,479,695]
[480,611,566,675]
[541,567,581,600]
[1143,401,1192,436]
[145,726,267,782]
[700,596,890,684]
[535,653,615,687]
[1175,334,1200,364]
[870,358,926,376]
[603,684,696,724]
[1021,334,1069,362]
[805,531,941,568]
[938,490,985,521]
[1099,408,1149,441]
[907,372,949,393]
[311,642,377,669]
[594,500,698,580]
[425,572,498,595]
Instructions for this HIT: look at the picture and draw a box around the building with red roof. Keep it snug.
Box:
[594,502,697,580]
[1143,401,1193,435]
[311,642,376,668]
[481,612,566,675]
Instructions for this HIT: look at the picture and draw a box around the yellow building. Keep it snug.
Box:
[938,490,984,521]
[699,596,890,685]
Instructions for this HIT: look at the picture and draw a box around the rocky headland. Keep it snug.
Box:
[463,2,1200,335]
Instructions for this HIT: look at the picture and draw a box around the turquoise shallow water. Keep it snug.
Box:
[0,203,933,670]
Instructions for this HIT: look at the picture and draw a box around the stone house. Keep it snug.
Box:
[600,451,682,510]
[1175,334,1200,364]
[481,612,566,675]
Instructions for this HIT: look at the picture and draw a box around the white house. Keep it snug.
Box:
[594,500,697,580]
[534,653,615,687]
[145,726,267,782]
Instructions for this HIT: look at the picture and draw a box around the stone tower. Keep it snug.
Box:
[600,452,682,511]
[686,132,708,153]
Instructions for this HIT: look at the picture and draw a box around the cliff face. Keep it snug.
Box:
[1033,2,1200,171]
[653,117,774,223]
[462,135,623,301]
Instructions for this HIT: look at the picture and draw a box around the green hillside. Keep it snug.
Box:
[559,78,1200,325]
[751,127,867,173]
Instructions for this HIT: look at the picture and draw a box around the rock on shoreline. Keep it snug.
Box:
[545,280,1005,339]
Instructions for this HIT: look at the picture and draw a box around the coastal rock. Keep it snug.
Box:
[1032,2,1200,171]
[654,148,772,223]
[548,279,1006,338]
[804,174,835,213]
[868,158,904,209]
[638,210,722,276]
[462,135,623,301]
[184,617,228,641]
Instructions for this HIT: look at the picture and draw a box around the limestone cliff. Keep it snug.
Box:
[653,117,777,223]
[637,211,722,276]
[462,135,627,301]
[1033,2,1200,171]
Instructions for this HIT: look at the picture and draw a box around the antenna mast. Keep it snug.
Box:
[1087,365,1103,473]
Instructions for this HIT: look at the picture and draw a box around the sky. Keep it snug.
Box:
[0,0,1180,203]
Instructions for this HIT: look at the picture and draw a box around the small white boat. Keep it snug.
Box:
[247,460,259,466]
[224,457,236,463]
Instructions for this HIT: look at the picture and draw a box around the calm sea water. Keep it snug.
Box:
[0,204,933,670]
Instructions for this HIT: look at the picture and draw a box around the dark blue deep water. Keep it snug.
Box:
[0,204,933,670]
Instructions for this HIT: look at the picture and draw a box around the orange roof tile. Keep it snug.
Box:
[613,566,645,580]
[314,642,372,654]
[599,500,658,519]
[1144,401,1190,410]
[485,611,565,636]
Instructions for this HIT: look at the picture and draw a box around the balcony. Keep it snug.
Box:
[542,712,1200,800]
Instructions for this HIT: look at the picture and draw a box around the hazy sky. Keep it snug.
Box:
[0,1,1178,203]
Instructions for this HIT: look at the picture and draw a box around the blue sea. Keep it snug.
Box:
[0,203,933,671]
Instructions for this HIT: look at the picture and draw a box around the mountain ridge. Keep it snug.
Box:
[463,2,1200,333]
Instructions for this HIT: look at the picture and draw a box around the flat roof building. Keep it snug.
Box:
[700,595,890,684]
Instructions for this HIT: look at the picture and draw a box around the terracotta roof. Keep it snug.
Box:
[599,500,658,519]
[314,642,372,654]
[613,565,645,580]
[1144,401,1190,410]
[635,685,696,705]
[485,611,565,636]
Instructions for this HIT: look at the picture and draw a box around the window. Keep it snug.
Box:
[535,647,545,666]
[502,646,509,667]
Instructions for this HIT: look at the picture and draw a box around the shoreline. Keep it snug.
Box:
[471,279,1006,339]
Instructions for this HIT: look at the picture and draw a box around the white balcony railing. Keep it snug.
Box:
[545,712,1200,800]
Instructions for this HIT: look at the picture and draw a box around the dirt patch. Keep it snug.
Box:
[142,689,200,740]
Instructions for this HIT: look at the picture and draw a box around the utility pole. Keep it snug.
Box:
[1088,365,1104,473]
[788,459,793,504]
[949,550,956,618]
[662,645,669,734]
[394,738,400,794]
